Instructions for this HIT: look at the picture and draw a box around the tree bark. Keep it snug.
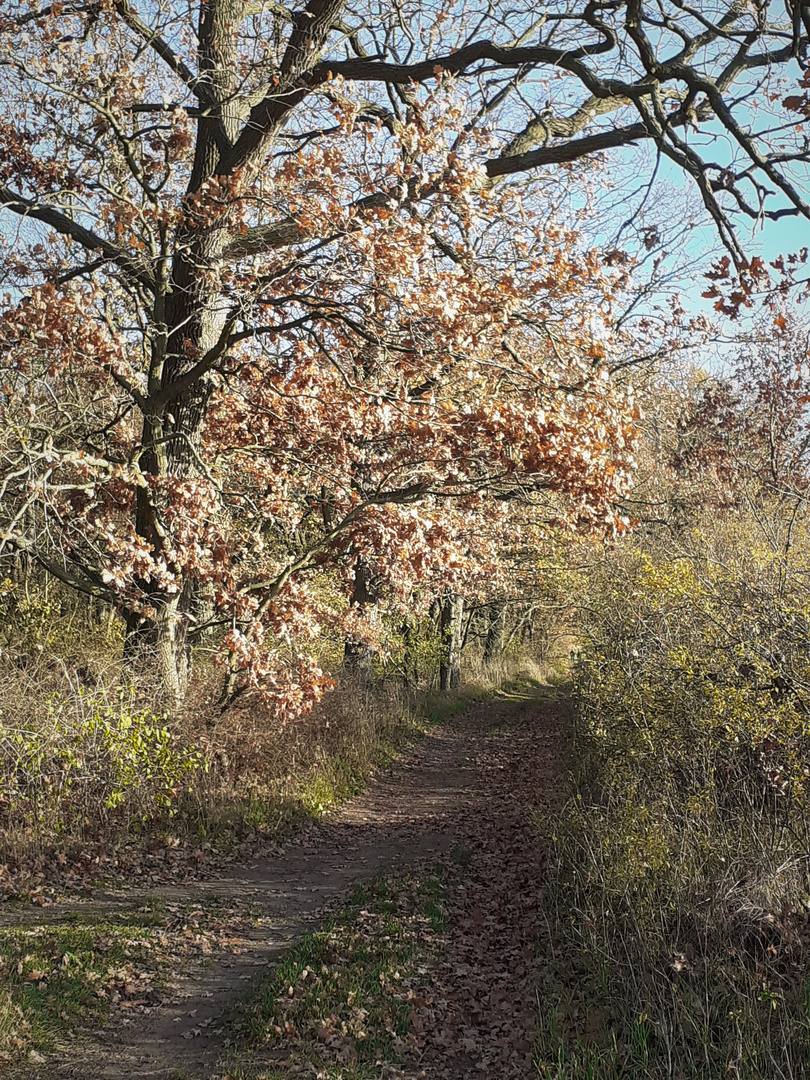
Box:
[344,559,376,680]
[439,593,464,691]
[483,602,505,663]
[123,577,194,710]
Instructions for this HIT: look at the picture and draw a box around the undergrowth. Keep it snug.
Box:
[183,678,488,847]
[537,517,810,1079]
[0,570,545,882]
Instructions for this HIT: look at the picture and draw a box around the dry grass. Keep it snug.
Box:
[0,569,568,918]
[174,670,492,844]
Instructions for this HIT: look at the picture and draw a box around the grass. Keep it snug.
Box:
[0,671,501,1068]
[0,905,163,1064]
[535,984,658,1080]
[296,685,482,817]
[221,867,453,1079]
[486,673,565,730]
[534,731,810,1078]
[0,894,248,1066]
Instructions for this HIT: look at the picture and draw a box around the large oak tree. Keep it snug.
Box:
[1,0,808,707]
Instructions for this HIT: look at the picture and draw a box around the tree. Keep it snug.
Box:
[439,592,464,690]
[2,0,805,708]
[624,310,810,532]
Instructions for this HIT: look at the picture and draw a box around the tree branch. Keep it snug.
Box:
[112,0,233,157]
[487,123,650,177]
[308,32,616,86]
[113,0,198,93]
[0,184,154,288]
[218,0,347,174]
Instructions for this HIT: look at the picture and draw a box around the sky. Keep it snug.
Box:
[4,0,810,341]
[591,129,810,330]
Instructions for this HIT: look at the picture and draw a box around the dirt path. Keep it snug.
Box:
[11,688,564,1080]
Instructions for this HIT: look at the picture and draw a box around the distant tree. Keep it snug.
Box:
[622,310,810,533]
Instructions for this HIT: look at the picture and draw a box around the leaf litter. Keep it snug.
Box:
[225,692,564,1080]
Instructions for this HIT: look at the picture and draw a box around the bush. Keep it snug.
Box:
[0,682,203,848]
[537,511,810,1079]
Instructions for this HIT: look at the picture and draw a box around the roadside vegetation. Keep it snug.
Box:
[538,527,810,1077]
[535,339,810,1078]
[0,573,555,893]
[0,899,187,1067]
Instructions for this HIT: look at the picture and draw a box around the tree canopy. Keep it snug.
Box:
[1,0,808,708]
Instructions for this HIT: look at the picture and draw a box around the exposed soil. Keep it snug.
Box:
[5,688,564,1080]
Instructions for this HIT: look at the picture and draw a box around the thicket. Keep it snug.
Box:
[537,504,810,1079]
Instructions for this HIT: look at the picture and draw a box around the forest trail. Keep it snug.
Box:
[11,686,564,1080]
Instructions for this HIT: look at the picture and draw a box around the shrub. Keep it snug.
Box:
[537,511,810,1079]
[0,683,203,848]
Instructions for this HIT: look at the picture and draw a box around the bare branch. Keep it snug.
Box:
[487,122,650,177]
[0,184,154,289]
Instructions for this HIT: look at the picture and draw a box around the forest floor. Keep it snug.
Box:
[1,683,565,1080]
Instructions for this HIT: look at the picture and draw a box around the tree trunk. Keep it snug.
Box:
[483,602,505,663]
[400,617,414,686]
[344,559,375,680]
[124,579,193,710]
[155,597,189,710]
[439,593,464,691]
[120,0,247,707]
